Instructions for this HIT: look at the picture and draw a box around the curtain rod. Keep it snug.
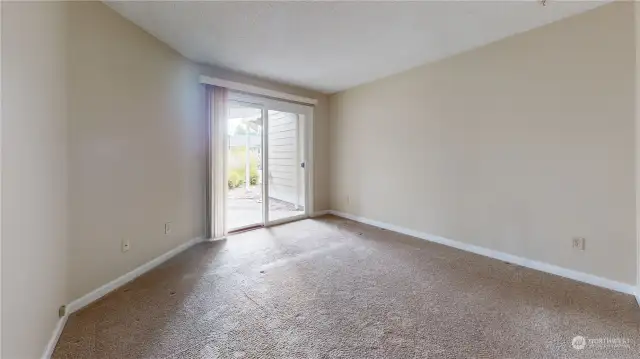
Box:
[199,75,318,106]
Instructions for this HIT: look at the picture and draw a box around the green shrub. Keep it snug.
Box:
[227,147,260,188]
[228,171,242,189]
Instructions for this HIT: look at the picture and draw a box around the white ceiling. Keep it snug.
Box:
[106,0,608,94]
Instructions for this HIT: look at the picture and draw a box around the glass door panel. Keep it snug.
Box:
[226,103,263,231]
[266,110,305,223]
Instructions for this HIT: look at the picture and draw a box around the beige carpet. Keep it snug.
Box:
[53,215,640,358]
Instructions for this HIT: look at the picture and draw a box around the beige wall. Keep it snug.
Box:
[635,1,640,293]
[67,1,205,300]
[67,1,330,300]
[1,2,69,358]
[330,3,637,284]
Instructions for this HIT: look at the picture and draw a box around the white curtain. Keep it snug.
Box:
[207,85,228,240]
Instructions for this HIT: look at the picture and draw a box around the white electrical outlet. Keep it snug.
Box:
[121,239,130,253]
[165,222,172,235]
[572,237,586,251]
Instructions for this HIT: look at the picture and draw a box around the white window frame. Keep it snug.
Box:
[226,91,315,227]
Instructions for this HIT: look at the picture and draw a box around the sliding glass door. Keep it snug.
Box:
[226,102,264,231]
[266,110,306,223]
[225,92,312,231]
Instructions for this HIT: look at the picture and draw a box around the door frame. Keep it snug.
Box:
[227,91,314,227]
[226,99,266,233]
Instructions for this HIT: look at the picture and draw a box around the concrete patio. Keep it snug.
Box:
[227,186,304,230]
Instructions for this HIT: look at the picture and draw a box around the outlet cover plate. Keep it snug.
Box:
[121,239,130,253]
[572,237,586,251]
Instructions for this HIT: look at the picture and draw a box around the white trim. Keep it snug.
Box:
[225,99,265,232]
[41,316,68,359]
[311,210,330,217]
[263,107,270,224]
[228,223,264,233]
[200,75,318,106]
[329,210,636,295]
[267,214,308,227]
[306,109,315,215]
[226,92,315,228]
[0,3,4,357]
[44,236,204,358]
[67,237,204,314]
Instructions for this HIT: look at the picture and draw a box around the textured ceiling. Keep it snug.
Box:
[106,0,608,94]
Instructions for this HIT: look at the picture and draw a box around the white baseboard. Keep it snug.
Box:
[66,236,204,314]
[329,210,636,296]
[42,213,640,358]
[43,236,204,358]
[311,210,331,217]
[41,315,68,359]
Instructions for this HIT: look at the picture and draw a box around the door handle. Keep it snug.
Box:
[300,162,305,169]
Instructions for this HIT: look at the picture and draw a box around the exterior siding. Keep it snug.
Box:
[268,111,303,206]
